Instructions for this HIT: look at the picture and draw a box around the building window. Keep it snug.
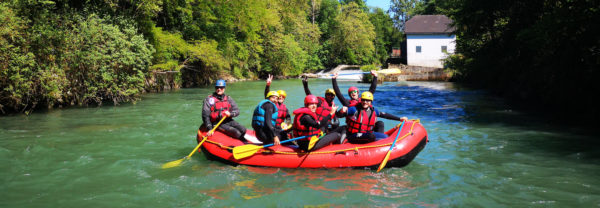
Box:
[416,46,421,53]
[441,46,447,53]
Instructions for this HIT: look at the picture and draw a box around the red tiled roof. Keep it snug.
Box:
[405,15,455,34]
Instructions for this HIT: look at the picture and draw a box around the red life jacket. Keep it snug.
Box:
[209,95,231,123]
[348,98,360,107]
[315,97,332,121]
[276,102,289,128]
[346,106,377,134]
[292,107,321,138]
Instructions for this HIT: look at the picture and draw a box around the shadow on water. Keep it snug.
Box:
[372,81,600,162]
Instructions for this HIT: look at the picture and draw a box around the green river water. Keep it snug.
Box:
[1,79,599,207]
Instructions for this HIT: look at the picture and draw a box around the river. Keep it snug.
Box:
[1,79,598,207]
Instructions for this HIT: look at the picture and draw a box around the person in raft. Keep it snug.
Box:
[301,76,340,131]
[201,79,247,140]
[292,95,341,151]
[264,74,291,130]
[337,91,408,144]
[252,91,282,145]
[332,70,378,107]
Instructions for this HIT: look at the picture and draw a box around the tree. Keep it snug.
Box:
[329,2,376,65]
[369,7,402,65]
[389,0,420,30]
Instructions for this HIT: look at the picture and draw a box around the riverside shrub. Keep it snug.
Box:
[0,11,154,114]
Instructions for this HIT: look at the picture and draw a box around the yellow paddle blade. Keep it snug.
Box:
[376,68,402,74]
[377,151,392,172]
[307,136,319,150]
[233,144,263,159]
[162,157,186,169]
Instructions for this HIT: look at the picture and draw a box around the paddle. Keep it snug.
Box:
[307,132,324,150]
[233,134,318,159]
[161,116,227,169]
[377,120,406,172]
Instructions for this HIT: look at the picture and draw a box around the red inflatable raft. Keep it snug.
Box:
[198,120,428,169]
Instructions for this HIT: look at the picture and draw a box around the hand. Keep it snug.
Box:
[370,70,378,77]
[222,111,231,117]
[400,117,408,121]
[330,103,338,115]
[273,136,280,145]
[332,72,338,79]
[266,74,273,85]
[340,106,348,113]
[302,76,308,82]
[207,130,215,136]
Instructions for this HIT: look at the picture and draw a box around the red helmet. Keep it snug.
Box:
[348,86,359,94]
[304,95,318,106]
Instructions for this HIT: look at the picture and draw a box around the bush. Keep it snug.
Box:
[360,64,378,83]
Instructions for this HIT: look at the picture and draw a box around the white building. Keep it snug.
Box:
[405,15,456,68]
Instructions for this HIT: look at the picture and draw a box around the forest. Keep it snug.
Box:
[1,0,401,113]
[1,0,599,122]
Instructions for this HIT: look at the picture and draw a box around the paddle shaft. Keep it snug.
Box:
[262,134,317,148]
[186,116,227,158]
[232,134,319,159]
[377,120,406,172]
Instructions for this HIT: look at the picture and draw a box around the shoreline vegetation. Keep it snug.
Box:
[2,0,599,124]
[1,0,400,114]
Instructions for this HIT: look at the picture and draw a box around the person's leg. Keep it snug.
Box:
[374,121,385,133]
[311,132,341,151]
[218,120,244,139]
[346,132,375,144]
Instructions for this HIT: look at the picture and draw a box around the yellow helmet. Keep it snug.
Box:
[266,91,279,98]
[325,88,336,96]
[361,91,373,101]
[276,90,287,98]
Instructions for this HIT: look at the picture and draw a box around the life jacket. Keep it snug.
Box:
[315,97,332,121]
[292,107,321,138]
[348,98,360,107]
[346,106,378,134]
[209,95,231,123]
[252,100,278,127]
[275,102,289,128]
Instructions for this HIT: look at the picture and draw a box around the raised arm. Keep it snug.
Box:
[332,73,350,106]
[302,76,312,95]
[369,70,378,94]
[264,74,273,98]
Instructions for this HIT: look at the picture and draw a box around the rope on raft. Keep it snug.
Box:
[203,119,420,156]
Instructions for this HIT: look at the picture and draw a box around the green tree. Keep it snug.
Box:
[448,0,600,121]
[0,3,36,113]
[369,7,402,66]
[329,2,376,65]
[389,0,420,30]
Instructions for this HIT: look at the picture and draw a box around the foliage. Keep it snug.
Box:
[329,2,376,65]
[360,64,378,83]
[447,0,600,120]
[369,7,403,66]
[2,0,404,113]
[0,3,36,113]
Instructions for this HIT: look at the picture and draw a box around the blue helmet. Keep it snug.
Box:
[215,79,226,87]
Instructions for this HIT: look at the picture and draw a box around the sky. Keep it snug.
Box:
[365,0,391,11]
